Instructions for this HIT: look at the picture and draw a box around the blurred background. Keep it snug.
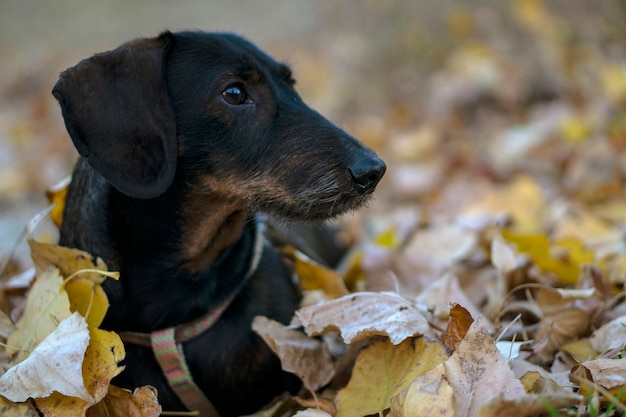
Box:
[1,0,625,264]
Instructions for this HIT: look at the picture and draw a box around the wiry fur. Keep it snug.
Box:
[53,31,385,416]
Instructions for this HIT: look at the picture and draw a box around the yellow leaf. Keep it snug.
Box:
[6,267,71,362]
[390,368,454,417]
[86,385,161,417]
[35,326,125,417]
[561,338,597,363]
[559,116,593,144]
[284,247,348,298]
[602,64,626,102]
[45,177,70,228]
[461,176,545,233]
[29,240,110,283]
[502,231,594,285]
[63,277,110,328]
[335,337,448,417]
[0,395,39,417]
[27,207,110,280]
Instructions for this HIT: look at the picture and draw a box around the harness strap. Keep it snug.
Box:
[150,327,220,417]
[119,220,266,416]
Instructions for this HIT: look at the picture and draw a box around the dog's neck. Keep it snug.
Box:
[177,190,248,273]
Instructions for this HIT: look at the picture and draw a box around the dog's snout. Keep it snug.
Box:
[348,156,386,194]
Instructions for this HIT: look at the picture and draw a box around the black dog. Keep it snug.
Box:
[52,31,385,416]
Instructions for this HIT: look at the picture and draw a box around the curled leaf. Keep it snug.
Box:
[296,291,431,344]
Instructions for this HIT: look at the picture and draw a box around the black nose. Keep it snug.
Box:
[348,156,386,194]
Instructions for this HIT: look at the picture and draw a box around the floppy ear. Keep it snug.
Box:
[52,32,177,199]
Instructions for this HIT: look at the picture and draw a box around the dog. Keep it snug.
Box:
[52,30,385,416]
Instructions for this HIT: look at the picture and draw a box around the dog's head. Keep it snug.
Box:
[53,31,385,220]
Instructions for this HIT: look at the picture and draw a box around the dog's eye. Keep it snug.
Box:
[222,84,249,105]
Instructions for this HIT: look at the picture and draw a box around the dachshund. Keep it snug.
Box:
[52,30,385,416]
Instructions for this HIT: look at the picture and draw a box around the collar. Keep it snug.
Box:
[119,219,266,416]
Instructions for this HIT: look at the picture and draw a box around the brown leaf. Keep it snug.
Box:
[440,304,474,352]
[86,385,161,417]
[252,316,334,392]
[445,318,525,416]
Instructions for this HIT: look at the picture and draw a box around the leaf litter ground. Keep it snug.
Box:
[1,1,626,416]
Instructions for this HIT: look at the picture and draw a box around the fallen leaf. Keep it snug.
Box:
[590,315,626,353]
[390,367,455,417]
[45,177,70,228]
[335,336,448,417]
[502,231,594,285]
[458,176,545,232]
[403,223,477,268]
[416,272,488,329]
[284,246,348,299]
[252,316,334,392]
[296,291,431,344]
[491,232,519,274]
[85,385,161,417]
[582,357,626,390]
[0,312,92,403]
[63,277,110,328]
[440,303,474,352]
[0,395,40,417]
[6,266,71,362]
[34,317,125,416]
[444,318,526,416]
[27,207,109,280]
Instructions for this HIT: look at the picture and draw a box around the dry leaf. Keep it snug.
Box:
[86,385,161,417]
[590,315,626,353]
[335,337,448,417]
[444,318,526,416]
[252,316,334,392]
[390,367,455,417]
[403,223,477,268]
[416,272,488,329]
[34,317,125,416]
[491,232,518,274]
[440,303,474,352]
[0,312,92,403]
[582,357,626,390]
[27,207,109,280]
[0,395,40,417]
[296,291,431,344]
[458,176,545,232]
[284,246,348,298]
[6,266,71,362]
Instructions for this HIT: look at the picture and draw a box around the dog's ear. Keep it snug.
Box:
[52,32,177,199]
